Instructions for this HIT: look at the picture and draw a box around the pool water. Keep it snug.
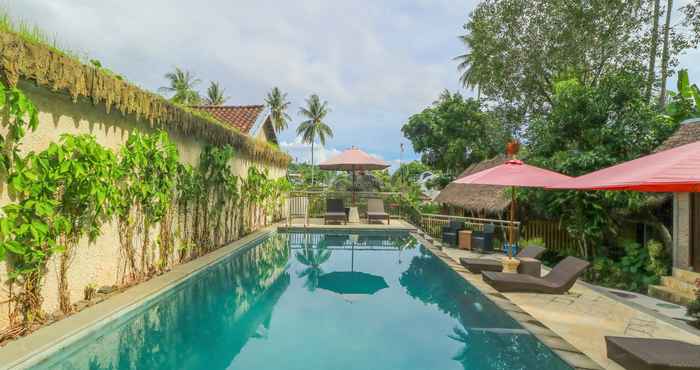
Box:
[33,231,572,370]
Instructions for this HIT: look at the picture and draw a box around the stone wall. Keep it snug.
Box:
[0,81,287,331]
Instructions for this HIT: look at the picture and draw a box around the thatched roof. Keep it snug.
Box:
[0,31,290,167]
[434,156,510,213]
[657,118,700,151]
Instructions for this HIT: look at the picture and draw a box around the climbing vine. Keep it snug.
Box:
[0,80,38,173]
[0,85,290,338]
[116,131,179,280]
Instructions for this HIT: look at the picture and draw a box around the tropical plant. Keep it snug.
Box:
[204,81,228,105]
[591,239,669,293]
[265,87,291,133]
[523,71,677,258]
[297,94,333,185]
[0,80,39,173]
[117,131,180,279]
[40,134,120,312]
[665,69,700,122]
[158,67,201,105]
[688,279,700,327]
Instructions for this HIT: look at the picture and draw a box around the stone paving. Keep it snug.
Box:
[440,245,700,370]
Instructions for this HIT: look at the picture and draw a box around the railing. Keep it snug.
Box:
[418,213,519,248]
[521,219,577,252]
[289,190,409,220]
[287,190,520,251]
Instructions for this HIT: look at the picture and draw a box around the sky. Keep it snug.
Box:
[4,0,700,171]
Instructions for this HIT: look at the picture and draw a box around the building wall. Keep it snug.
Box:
[673,193,691,270]
[0,82,287,331]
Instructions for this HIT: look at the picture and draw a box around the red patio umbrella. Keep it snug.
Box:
[319,148,390,204]
[453,159,572,257]
[548,141,700,192]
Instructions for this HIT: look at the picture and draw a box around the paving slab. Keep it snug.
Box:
[440,245,700,370]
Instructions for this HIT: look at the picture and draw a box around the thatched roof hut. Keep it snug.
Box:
[657,118,700,151]
[434,156,510,215]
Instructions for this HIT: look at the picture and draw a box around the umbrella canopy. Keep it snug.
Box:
[319,148,389,204]
[319,148,390,171]
[454,159,573,187]
[318,271,388,295]
[449,159,571,258]
[548,141,700,192]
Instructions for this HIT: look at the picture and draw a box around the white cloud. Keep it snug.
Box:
[279,138,342,164]
[3,0,475,163]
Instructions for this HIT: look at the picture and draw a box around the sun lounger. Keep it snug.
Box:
[366,198,390,224]
[481,256,589,293]
[605,336,700,370]
[324,199,348,225]
[459,245,546,274]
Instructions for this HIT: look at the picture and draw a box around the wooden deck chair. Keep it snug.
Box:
[287,196,309,226]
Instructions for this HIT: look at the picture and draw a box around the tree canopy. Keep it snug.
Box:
[455,0,692,114]
[401,91,509,177]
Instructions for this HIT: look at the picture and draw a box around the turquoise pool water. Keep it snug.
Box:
[32,231,572,370]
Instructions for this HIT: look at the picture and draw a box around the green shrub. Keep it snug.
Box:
[520,237,545,247]
[688,278,700,327]
[591,239,669,293]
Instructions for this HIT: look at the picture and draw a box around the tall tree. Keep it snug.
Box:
[265,87,292,133]
[401,91,510,178]
[456,0,653,112]
[524,71,677,257]
[158,67,201,105]
[297,94,333,186]
[646,0,661,101]
[659,0,674,106]
[204,81,228,105]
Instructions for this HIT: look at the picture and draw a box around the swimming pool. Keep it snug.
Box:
[31,231,572,370]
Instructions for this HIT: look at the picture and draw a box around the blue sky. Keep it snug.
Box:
[5,0,700,170]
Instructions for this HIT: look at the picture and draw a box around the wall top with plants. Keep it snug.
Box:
[0,31,291,167]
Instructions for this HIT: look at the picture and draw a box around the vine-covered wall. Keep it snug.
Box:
[0,80,289,335]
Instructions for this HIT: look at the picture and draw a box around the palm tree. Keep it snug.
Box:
[204,81,228,105]
[265,87,291,133]
[297,94,333,186]
[296,240,331,291]
[158,67,201,105]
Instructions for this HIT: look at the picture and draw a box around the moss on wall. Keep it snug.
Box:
[0,30,290,167]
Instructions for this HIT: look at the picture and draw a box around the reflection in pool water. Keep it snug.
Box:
[33,231,571,370]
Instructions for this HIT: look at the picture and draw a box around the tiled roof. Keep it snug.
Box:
[192,105,264,134]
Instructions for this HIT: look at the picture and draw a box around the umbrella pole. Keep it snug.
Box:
[509,187,516,258]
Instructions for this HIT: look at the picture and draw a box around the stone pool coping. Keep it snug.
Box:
[0,226,277,370]
[411,232,604,370]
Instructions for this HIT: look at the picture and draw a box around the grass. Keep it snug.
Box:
[0,9,81,59]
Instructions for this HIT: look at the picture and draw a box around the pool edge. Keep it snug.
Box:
[0,226,278,370]
[411,231,604,370]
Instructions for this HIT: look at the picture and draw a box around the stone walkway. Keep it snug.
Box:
[440,245,700,370]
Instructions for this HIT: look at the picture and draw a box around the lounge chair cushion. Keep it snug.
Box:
[482,271,559,293]
[367,212,389,217]
[459,258,502,273]
[606,336,700,370]
[459,246,547,274]
[325,212,347,217]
